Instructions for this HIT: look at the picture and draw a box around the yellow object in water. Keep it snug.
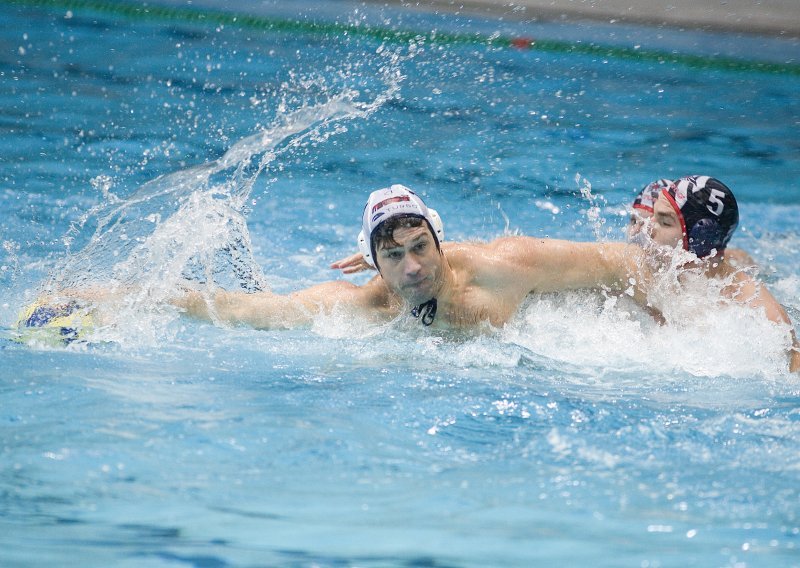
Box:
[15,299,94,346]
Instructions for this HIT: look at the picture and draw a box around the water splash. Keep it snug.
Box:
[34,45,407,346]
[1,240,21,285]
[575,173,612,242]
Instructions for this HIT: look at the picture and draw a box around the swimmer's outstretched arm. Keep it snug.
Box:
[173,279,381,330]
[486,237,645,297]
[475,237,658,321]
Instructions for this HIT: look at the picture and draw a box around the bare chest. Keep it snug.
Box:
[434,286,522,329]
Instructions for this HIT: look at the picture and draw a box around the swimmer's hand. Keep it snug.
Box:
[330,252,374,274]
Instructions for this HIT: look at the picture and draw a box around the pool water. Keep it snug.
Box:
[2,1,800,566]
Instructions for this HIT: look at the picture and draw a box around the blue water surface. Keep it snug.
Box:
[1,1,800,567]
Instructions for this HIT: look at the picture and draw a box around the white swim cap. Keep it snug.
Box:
[358,184,444,268]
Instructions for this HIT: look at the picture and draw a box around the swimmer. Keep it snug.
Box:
[628,178,756,268]
[176,183,651,331]
[647,175,799,371]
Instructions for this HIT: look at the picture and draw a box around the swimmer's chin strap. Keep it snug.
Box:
[411,298,437,326]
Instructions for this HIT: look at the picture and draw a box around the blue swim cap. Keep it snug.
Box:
[663,176,739,258]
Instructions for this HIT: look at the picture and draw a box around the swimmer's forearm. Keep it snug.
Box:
[527,240,638,293]
[174,290,311,329]
[172,290,212,320]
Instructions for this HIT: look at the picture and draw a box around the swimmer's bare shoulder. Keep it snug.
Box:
[726,247,756,269]
[720,266,800,372]
[440,239,526,293]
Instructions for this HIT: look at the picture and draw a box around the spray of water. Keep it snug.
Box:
[34,44,408,346]
[575,173,613,242]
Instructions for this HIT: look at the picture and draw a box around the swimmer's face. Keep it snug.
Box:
[650,193,684,249]
[376,224,442,304]
[627,207,652,241]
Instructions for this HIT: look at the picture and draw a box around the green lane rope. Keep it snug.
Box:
[3,0,799,76]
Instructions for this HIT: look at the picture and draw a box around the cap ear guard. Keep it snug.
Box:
[357,208,445,270]
[357,229,375,268]
[427,208,445,243]
[687,217,725,258]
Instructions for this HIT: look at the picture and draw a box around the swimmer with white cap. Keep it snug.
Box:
[177,183,654,331]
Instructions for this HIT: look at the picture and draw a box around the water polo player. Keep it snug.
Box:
[631,176,754,267]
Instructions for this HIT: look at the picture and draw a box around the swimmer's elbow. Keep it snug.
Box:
[763,300,792,328]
